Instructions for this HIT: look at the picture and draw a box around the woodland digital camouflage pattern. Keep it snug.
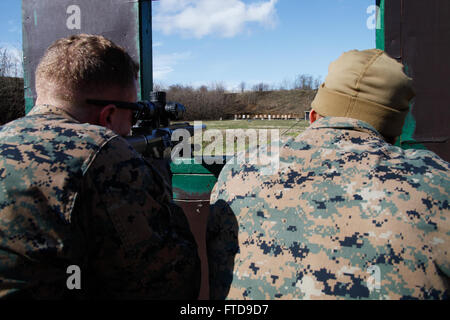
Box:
[209,117,450,300]
[0,105,200,299]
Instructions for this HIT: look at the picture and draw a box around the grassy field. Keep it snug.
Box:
[198,119,309,137]
[182,119,310,155]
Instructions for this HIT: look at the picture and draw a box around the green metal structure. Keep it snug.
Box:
[375,0,425,151]
[375,0,385,51]
[376,0,450,161]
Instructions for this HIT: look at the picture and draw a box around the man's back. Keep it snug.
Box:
[209,117,450,300]
[0,105,200,299]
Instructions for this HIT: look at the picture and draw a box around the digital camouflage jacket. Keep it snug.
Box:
[0,105,200,299]
[208,117,450,300]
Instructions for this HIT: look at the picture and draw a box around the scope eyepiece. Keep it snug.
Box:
[165,102,186,121]
[135,101,157,120]
[150,91,167,107]
[132,91,187,131]
[134,100,185,122]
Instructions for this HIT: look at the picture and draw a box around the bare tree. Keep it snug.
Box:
[279,77,293,91]
[209,81,226,93]
[252,82,270,92]
[0,48,12,77]
[0,47,23,78]
[313,76,322,89]
[153,81,167,92]
[239,81,246,93]
[0,73,25,125]
[293,74,322,90]
[150,74,321,121]
[164,83,234,121]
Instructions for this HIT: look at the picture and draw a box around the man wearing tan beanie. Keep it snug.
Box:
[310,49,414,143]
[208,49,450,300]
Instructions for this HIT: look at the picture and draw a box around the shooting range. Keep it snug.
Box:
[19,0,450,300]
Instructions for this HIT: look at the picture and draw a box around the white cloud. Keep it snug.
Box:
[154,0,279,38]
[153,51,191,80]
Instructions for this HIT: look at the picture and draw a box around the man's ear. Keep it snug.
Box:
[98,105,116,129]
[309,109,319,124]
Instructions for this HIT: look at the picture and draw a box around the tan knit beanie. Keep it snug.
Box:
[311,49,415,138]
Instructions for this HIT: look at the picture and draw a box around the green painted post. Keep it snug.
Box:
[139,1,153,100]
[22,4,34,114]
[375,0,425,150]
[375,0,385,51]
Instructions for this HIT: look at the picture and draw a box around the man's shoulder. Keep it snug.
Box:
[89,134,140,165]
[0,112,125,183]
[399,147,449,171]
[212,128,450,203]
[1,112,118,150]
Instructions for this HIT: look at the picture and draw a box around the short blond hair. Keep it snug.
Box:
[36,34,139,100]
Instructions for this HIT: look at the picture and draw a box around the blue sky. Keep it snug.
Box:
[1,0,376,91]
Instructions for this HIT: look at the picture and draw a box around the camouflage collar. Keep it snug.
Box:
[310,117,385,139]
[28,104,80,123]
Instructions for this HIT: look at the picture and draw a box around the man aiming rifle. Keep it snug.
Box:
[0,34,201,299]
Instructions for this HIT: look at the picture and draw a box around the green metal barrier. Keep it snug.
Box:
[171,158,227,200]
[171,157,227,299]
[375,0,423,151]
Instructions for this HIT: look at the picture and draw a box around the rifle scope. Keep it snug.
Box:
[135,91,186,126]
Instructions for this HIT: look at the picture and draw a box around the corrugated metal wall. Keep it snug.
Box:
[22,0,144,113]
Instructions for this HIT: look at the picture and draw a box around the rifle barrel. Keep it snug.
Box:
[125,123,206,156]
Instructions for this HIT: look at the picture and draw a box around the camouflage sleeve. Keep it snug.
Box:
[427,155,450,279]
[75,136,201,299]
[207,199,239,300]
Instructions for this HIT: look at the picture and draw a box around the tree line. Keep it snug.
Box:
[239,74,322,93]
[0,47,25,125]
[157,74,320,121]
[0,47,23,78]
